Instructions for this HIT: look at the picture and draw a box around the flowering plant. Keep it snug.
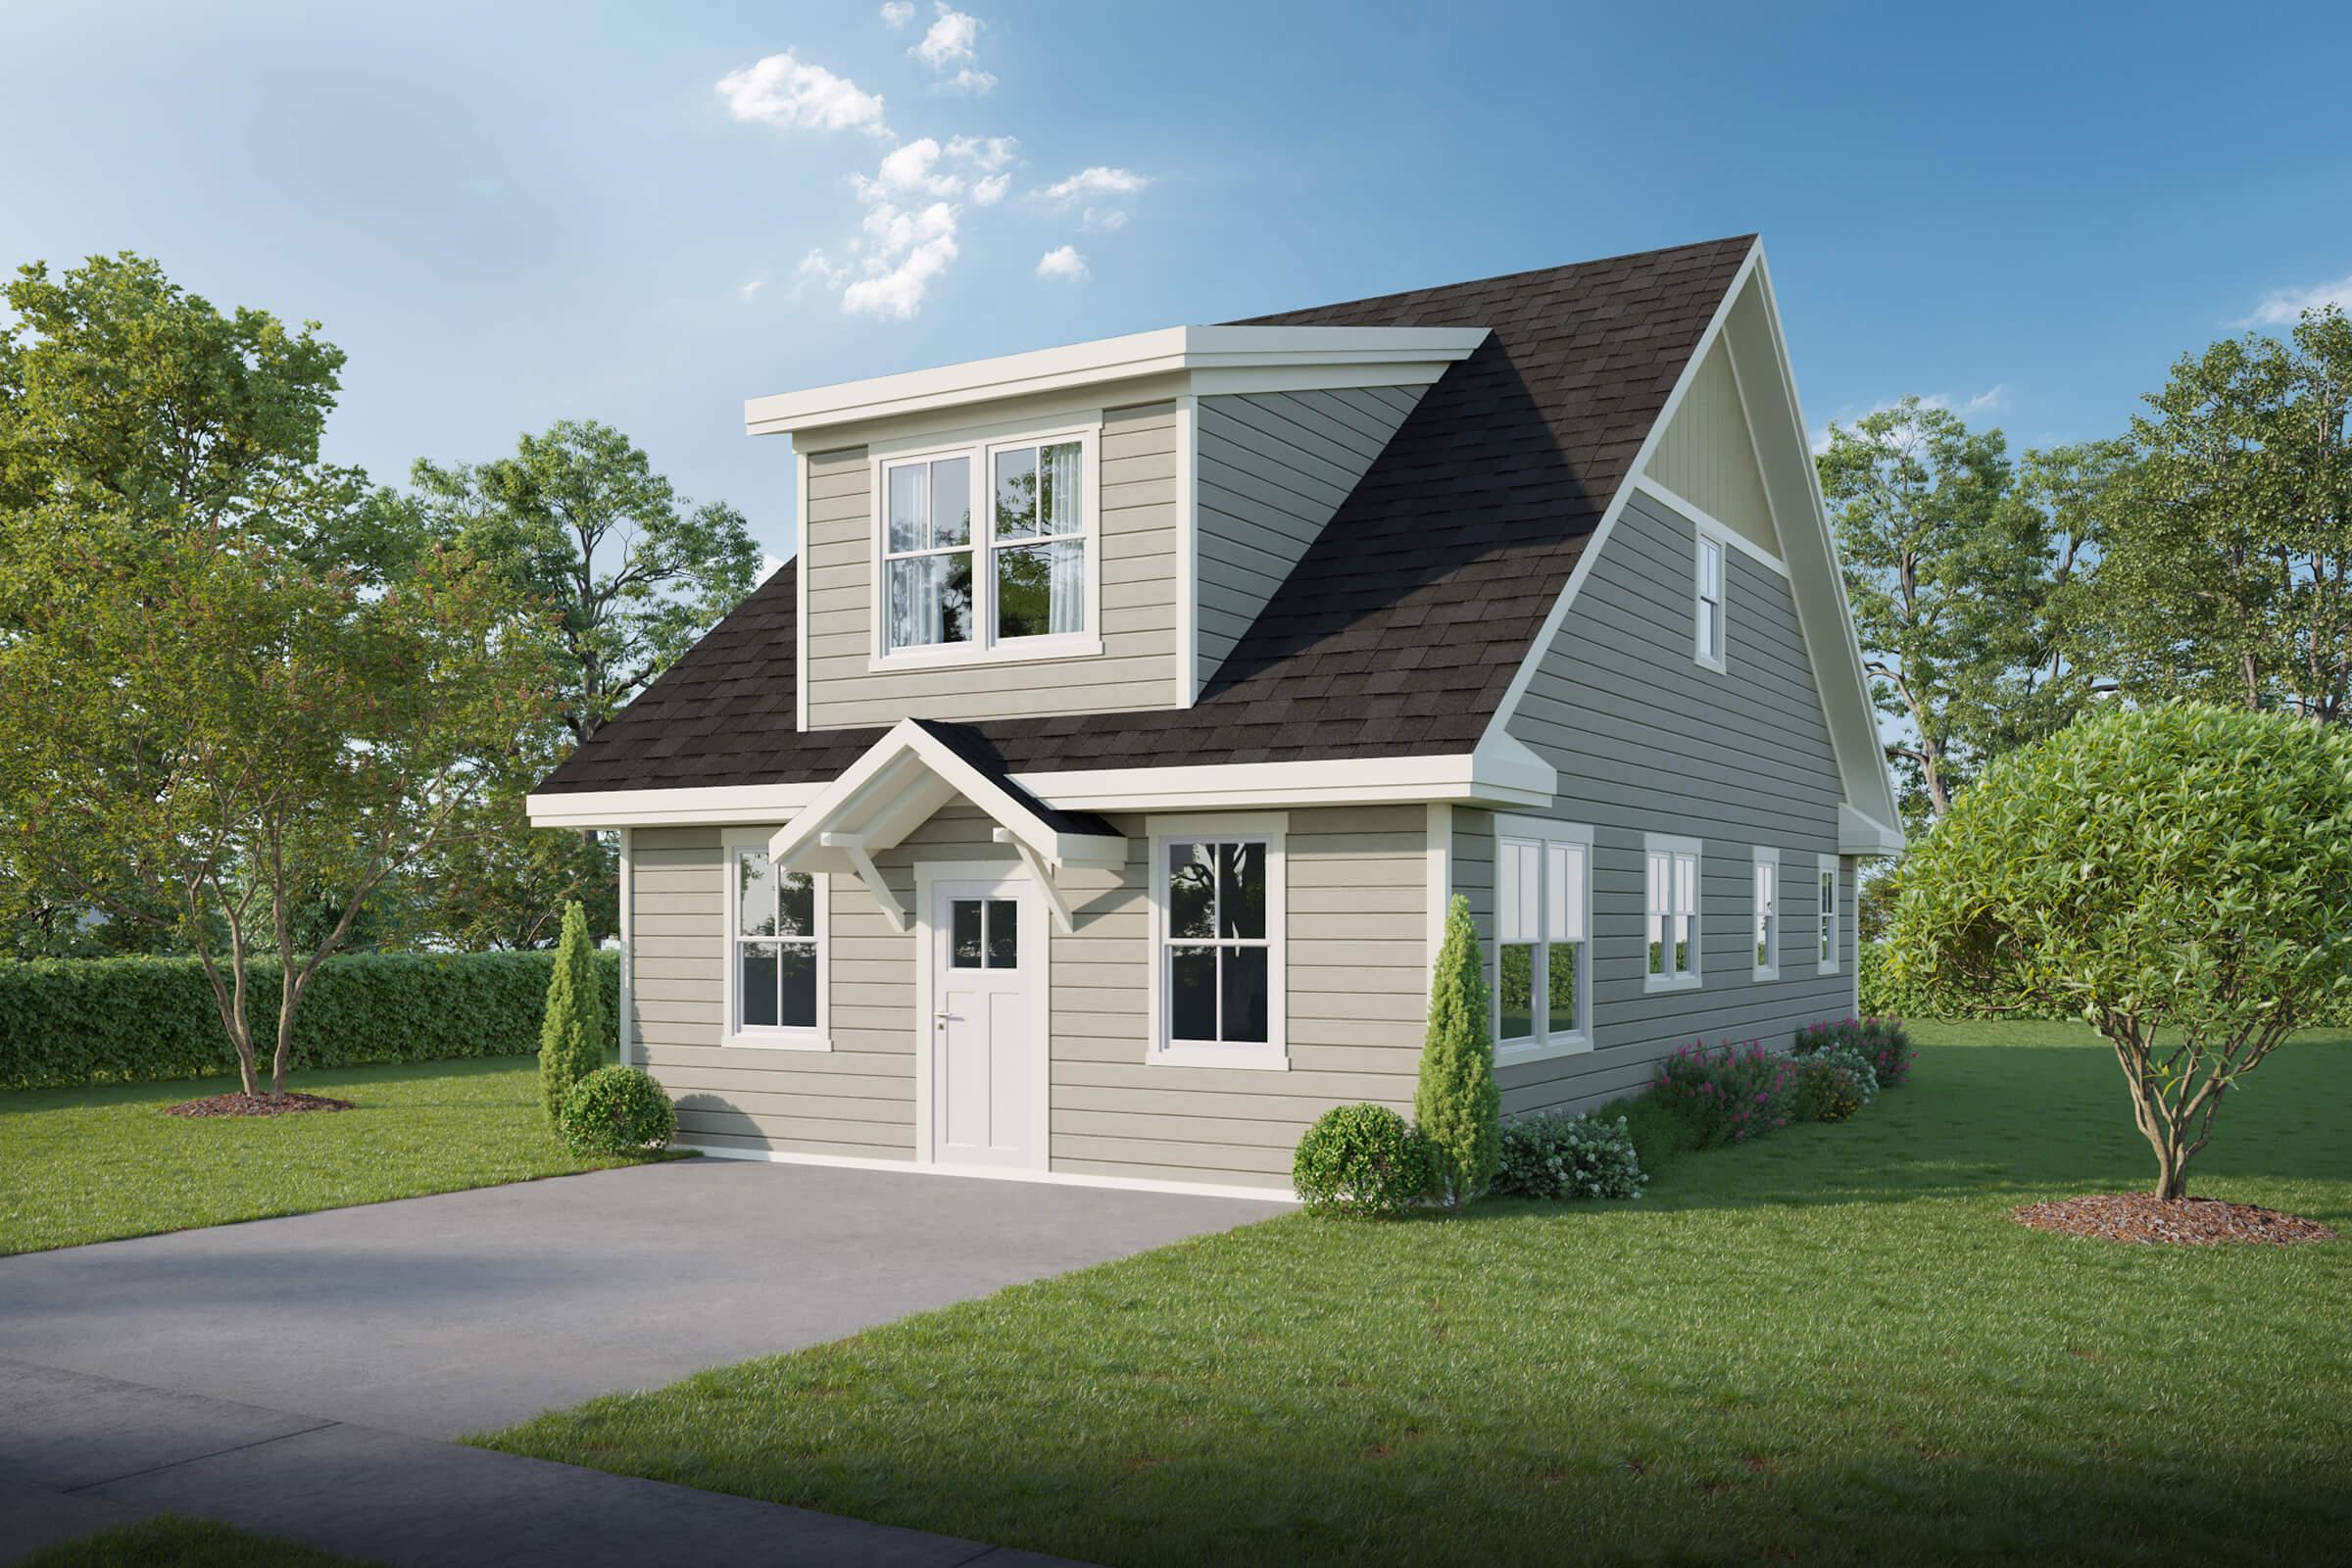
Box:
[1650,1040,1797,1147]
[1493,1111,1645,1200]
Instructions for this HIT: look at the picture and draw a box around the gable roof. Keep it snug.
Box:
[537,234,1757,798]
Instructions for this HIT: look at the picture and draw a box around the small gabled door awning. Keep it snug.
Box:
[767,717,1126,935]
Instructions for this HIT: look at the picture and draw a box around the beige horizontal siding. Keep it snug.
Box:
[802,401,1179,727]
[1643,337,1780,559]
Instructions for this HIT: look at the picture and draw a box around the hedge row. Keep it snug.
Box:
[0,950,620,1091]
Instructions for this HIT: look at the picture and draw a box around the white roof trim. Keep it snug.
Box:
[744,325,1488,438]
[1838,803,1905,858]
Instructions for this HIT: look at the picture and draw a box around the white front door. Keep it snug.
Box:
[930,876,1032,1168]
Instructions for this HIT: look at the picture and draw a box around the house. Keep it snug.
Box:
[525,235,1905,1200]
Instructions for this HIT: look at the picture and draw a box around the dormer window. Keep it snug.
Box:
[873,424,1101,665]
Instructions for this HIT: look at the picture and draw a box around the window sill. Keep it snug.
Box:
[1817,962,1840,977]
[1148,1043,1288,1072]
[1753,965,1779,983]
[1495,1034,1593,1066]
[1642,972,1702,994]
[868,634,1102,674]
[1693,652,1726,675]
[722,1030,832,1053]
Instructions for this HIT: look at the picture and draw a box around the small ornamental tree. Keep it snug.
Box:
[1416,895,1499,1214]
[1888,703,2352,1199]
[539,902,606,1124]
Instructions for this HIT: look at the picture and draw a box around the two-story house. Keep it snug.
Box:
[526,235,1905,1200]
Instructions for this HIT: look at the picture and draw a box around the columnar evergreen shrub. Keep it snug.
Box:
[0,951,618,1090]
[559,1064,675,1155]
[1493,1111,1645,1200]
[538,903,607,1125]
[1292,1104,1434,1218]
[1415,895,1499,1214]
[1650,1041,1797,1148]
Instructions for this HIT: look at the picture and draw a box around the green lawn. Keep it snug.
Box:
[481,1022,2352,1566]
[21,1517,374,1567]
[0,1055,665,1255]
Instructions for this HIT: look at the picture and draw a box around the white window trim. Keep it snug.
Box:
[720,826,831,1052]
[1752,845,1780,982]
[1818,853,1840,976]
[867,420,1104,672]
[1643,832,1703,993]
[1693,524,1728,673]
[1144,811,1288,1071]
[1492,813,1593,1064]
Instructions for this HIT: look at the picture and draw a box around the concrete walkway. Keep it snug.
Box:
[0,1158,1279,1563]
[0,1358,1078,1566]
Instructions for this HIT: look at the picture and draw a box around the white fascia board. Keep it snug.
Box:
[744,325,1487,438]
[526,783,824,829]
[1838,802,1907,858]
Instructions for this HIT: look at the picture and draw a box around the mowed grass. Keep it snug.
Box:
[20,1517,376,1568]
[0,1054,665,1255]
[481,1022,2352,1566]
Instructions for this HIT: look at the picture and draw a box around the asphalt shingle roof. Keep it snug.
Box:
[538,234,1754,796]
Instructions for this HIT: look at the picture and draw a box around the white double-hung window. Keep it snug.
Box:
[1148,813,1287,1070]
[1752,847,1780,980]
[1818,854,1840,973]
[722,829,827,1050]
[1644,834,1701,990]
[1694,529,1727,671]
[1494,816,1592,1056]
[875,425,1099,664]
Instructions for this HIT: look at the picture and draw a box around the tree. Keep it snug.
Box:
[1886,704,2352,1199]
[0,254,556,1095]
[1416,895,1498,1214]
[409,419,760,748]
[2092,309,2352,722]
[539,901,606,1124]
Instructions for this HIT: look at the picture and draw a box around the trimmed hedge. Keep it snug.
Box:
[0,950,620,1091]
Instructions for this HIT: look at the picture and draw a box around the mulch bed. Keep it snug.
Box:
[163,1092,356,1119]
[2012,1193,2338,1247]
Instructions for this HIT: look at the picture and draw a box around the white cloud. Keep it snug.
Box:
[970,172,1009,206]
[946,134,1016,170]
[716,50,888,136]
[912,4,979,68]
[847,231,959,318]
[860,198,957,258]
[2243,273,2352,326]
[1035,165,1148,205]
[854,135,963,201]
[879,1,914,27]
[757,554,785,583]
[1035,245,1088,282]
[1081,206,1127,231]
[738,277,766,300]
[1808,386,2012,454]
[940,68,997,95]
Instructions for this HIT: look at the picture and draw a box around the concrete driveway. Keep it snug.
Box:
[0,1159,1277,1439]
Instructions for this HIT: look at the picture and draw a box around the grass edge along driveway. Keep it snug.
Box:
[480,1022,2352,1567]
[1,1055,667,1255]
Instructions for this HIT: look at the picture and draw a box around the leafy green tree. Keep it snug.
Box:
[2093,309,2351,722]
[1887,704,2352,1199]
[539,901,607,1123]
[1416,895,1498,1214]
[0,254,557,1095]
[1819,402,2111,824]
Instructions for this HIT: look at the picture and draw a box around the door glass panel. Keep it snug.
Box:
[985,899,1018,968]
[951,900,984,967]
[1167,844,1215,939]
[740,943,780,1027]
[1217,843,1264,939]
[1219,947,1268,1044]
[1168,946,1216,1041]
[777,944,816,1028]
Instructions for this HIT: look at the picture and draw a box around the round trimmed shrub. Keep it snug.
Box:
[559,1065,676,1156]
[1292,1103,1433,1218]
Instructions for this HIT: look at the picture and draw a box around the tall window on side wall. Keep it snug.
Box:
[1495,818,1591,1056]
[1645,834,1701,990]
[1818,855,1840,974]
[1752,847,1780,980]
[1149,816,1287,1069]
[1694,530,1727,672]
[877,427,1096,662]
[726,835,826,1049]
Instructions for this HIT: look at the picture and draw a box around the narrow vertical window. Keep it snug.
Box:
[1164,840,1269,1047]
[1818,856,1839,973]
[882,456,974,652]
[1546,841,1587,1037]
[992,441,1087,639]
[1496,838,1539,1044]
[1492,820,1592,1052]
[1645,837,1701,988]
[735,847,818,1031]
[1695,533,1726,669]
[1753,849,1779,979]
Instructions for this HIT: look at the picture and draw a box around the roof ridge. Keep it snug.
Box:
[1225,233,1756,325]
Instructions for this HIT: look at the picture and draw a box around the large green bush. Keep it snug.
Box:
[559,1064,676,1156]
[1292,1103,1434,1218]
[0,950,619,1090]
[1889,702,2352,1198]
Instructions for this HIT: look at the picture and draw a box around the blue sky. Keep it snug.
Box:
[6,1,2350,571]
